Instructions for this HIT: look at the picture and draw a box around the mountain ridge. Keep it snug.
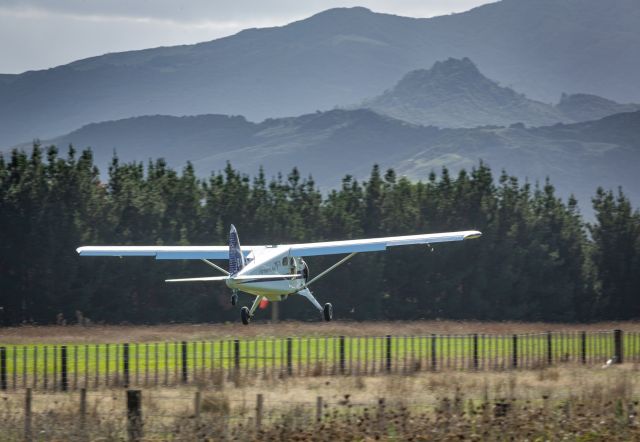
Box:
[1,0,639,146]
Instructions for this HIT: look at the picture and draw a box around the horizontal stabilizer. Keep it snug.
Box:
[165,276,229,283]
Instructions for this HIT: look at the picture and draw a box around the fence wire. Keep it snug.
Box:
[0,330,636,391]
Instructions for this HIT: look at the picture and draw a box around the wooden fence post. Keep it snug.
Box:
[181,341,188,383]
[194,391,201,419]
[73,346,78,390]
[472,334,479,370]
[581,331,587,364]
[33,347,38,390]
[12,347,16,389]
[512,335,518,369]
[286,338,293,376]
[60,345,68,391]
[123,343,130,388]
[339,336,345,374]
[79,388,87,434]
[24,388,32,442]
[614,329,623,364]
[233,339,240,373]
[23,346,27,389]
[44,346,49,390]
[104,344,109,387]
[0,347,6,390]
[385,335,392,373]
[126,390,143,442]
[53,346,58,391]
[316,396,323,422]
[256,394,264,429]
[94,345,99,389]
[546,332,553,366]
[377,398,386,433]
[431,334,437,371]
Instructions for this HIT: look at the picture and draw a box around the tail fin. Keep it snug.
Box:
[229,224,245,275]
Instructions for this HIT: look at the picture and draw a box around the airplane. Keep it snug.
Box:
[77,225,481,324]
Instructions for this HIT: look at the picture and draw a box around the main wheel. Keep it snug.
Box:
[231,292,238,306]
[240,306,251,325]
[323,303,333,321]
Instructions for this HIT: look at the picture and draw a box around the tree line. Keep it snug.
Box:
[1,144,638,325]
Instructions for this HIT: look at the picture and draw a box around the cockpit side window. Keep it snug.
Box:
[282,257,288,266]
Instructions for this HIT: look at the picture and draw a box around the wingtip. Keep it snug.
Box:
[464,231,482,240]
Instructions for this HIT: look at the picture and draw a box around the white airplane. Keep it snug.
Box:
[77,225,481,324]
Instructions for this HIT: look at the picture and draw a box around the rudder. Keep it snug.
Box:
[229,224,245,275]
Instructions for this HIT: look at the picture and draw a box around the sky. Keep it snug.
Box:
[0,0,494,74]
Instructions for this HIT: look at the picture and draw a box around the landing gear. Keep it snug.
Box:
[298,288,333,322]
[323,303,333,321]
[231,292,238,306]
[240,296,264,325]
[240,306,251,325]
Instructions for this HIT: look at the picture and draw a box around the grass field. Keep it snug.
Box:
[1,365,639,440]
[1,322,639,389]
[3,320,640,343]
[1,322,640,440]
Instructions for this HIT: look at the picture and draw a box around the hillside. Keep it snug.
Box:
[1,0,639,146]
[20,109,640,211]
[395,112,640,211]
[556,93,640,122]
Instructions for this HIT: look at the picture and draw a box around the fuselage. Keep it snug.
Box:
[225,246,308,300]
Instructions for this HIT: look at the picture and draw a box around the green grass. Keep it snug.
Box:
[1,332,639,389]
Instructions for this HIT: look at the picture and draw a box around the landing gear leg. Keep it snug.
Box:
[240,296,264,325]
[298,288,333,321]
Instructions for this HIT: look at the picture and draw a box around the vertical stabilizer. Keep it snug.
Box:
[229,224,245,275]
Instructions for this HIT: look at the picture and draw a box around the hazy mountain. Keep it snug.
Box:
[360,58,567,128]
[556,93,640,122]
[2,0,640,146]
[30,110,433,186]
[394,111,640,212]
[21,109,640,211]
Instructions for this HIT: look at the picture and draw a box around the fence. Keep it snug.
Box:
[0,388,485,441]
[0,388,372,441]
[0,330,638,390]
[3,383,640,441]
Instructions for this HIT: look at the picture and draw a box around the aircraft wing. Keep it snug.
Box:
[284,230,482,257]
[76,246,256,260]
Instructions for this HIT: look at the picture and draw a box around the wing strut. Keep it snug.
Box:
[302,252,358,289]
[202,259,230,276]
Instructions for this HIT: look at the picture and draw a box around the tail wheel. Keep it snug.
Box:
[240,306,251,325]
[323,303,333,321]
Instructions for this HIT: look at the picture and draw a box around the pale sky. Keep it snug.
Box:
[0,0,494,74]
